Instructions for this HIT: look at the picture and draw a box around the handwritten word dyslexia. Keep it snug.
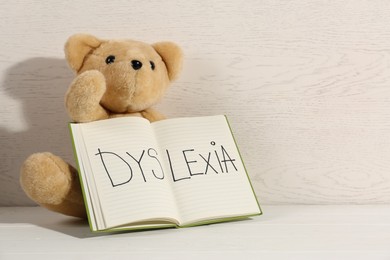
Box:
[95,142,238,187]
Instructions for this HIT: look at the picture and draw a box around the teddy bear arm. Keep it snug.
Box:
[141,108,166,122]
[65,70,109,123]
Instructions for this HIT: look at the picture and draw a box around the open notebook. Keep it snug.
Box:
[70,115,262,232]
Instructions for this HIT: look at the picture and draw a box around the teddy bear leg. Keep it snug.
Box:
[20,152,86,218]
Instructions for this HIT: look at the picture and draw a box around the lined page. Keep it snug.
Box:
[73,117,179,229]
[71,125,102,230]
[152,115,261,225]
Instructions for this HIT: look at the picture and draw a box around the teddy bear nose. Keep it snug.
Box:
[131,60,143,70]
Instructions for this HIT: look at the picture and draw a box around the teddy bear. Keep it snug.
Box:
[20,34,183,218]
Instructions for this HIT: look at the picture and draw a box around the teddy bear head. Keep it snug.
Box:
[64,34,183,113]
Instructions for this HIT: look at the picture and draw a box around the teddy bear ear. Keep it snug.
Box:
[153,42,183,81]
[64,34,102,72]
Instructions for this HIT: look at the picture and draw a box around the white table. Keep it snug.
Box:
[1,205,389,259]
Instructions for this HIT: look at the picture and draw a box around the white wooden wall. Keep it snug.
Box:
[1,0,390,206]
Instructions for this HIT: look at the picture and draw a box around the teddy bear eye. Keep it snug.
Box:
[150,61,155,70]
[105,55,115,64]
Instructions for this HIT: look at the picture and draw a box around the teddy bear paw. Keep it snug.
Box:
[20,152,72,205]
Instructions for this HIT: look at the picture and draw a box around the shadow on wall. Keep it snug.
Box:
[0,58,74,206]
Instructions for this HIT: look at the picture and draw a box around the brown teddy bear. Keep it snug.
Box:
[20,34,183,218]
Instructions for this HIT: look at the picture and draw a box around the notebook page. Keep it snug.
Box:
[75,117,179,229]
[152,115,261,225]
[70,124,103,230]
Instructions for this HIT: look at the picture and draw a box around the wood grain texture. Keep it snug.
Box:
[1,0,390,205]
